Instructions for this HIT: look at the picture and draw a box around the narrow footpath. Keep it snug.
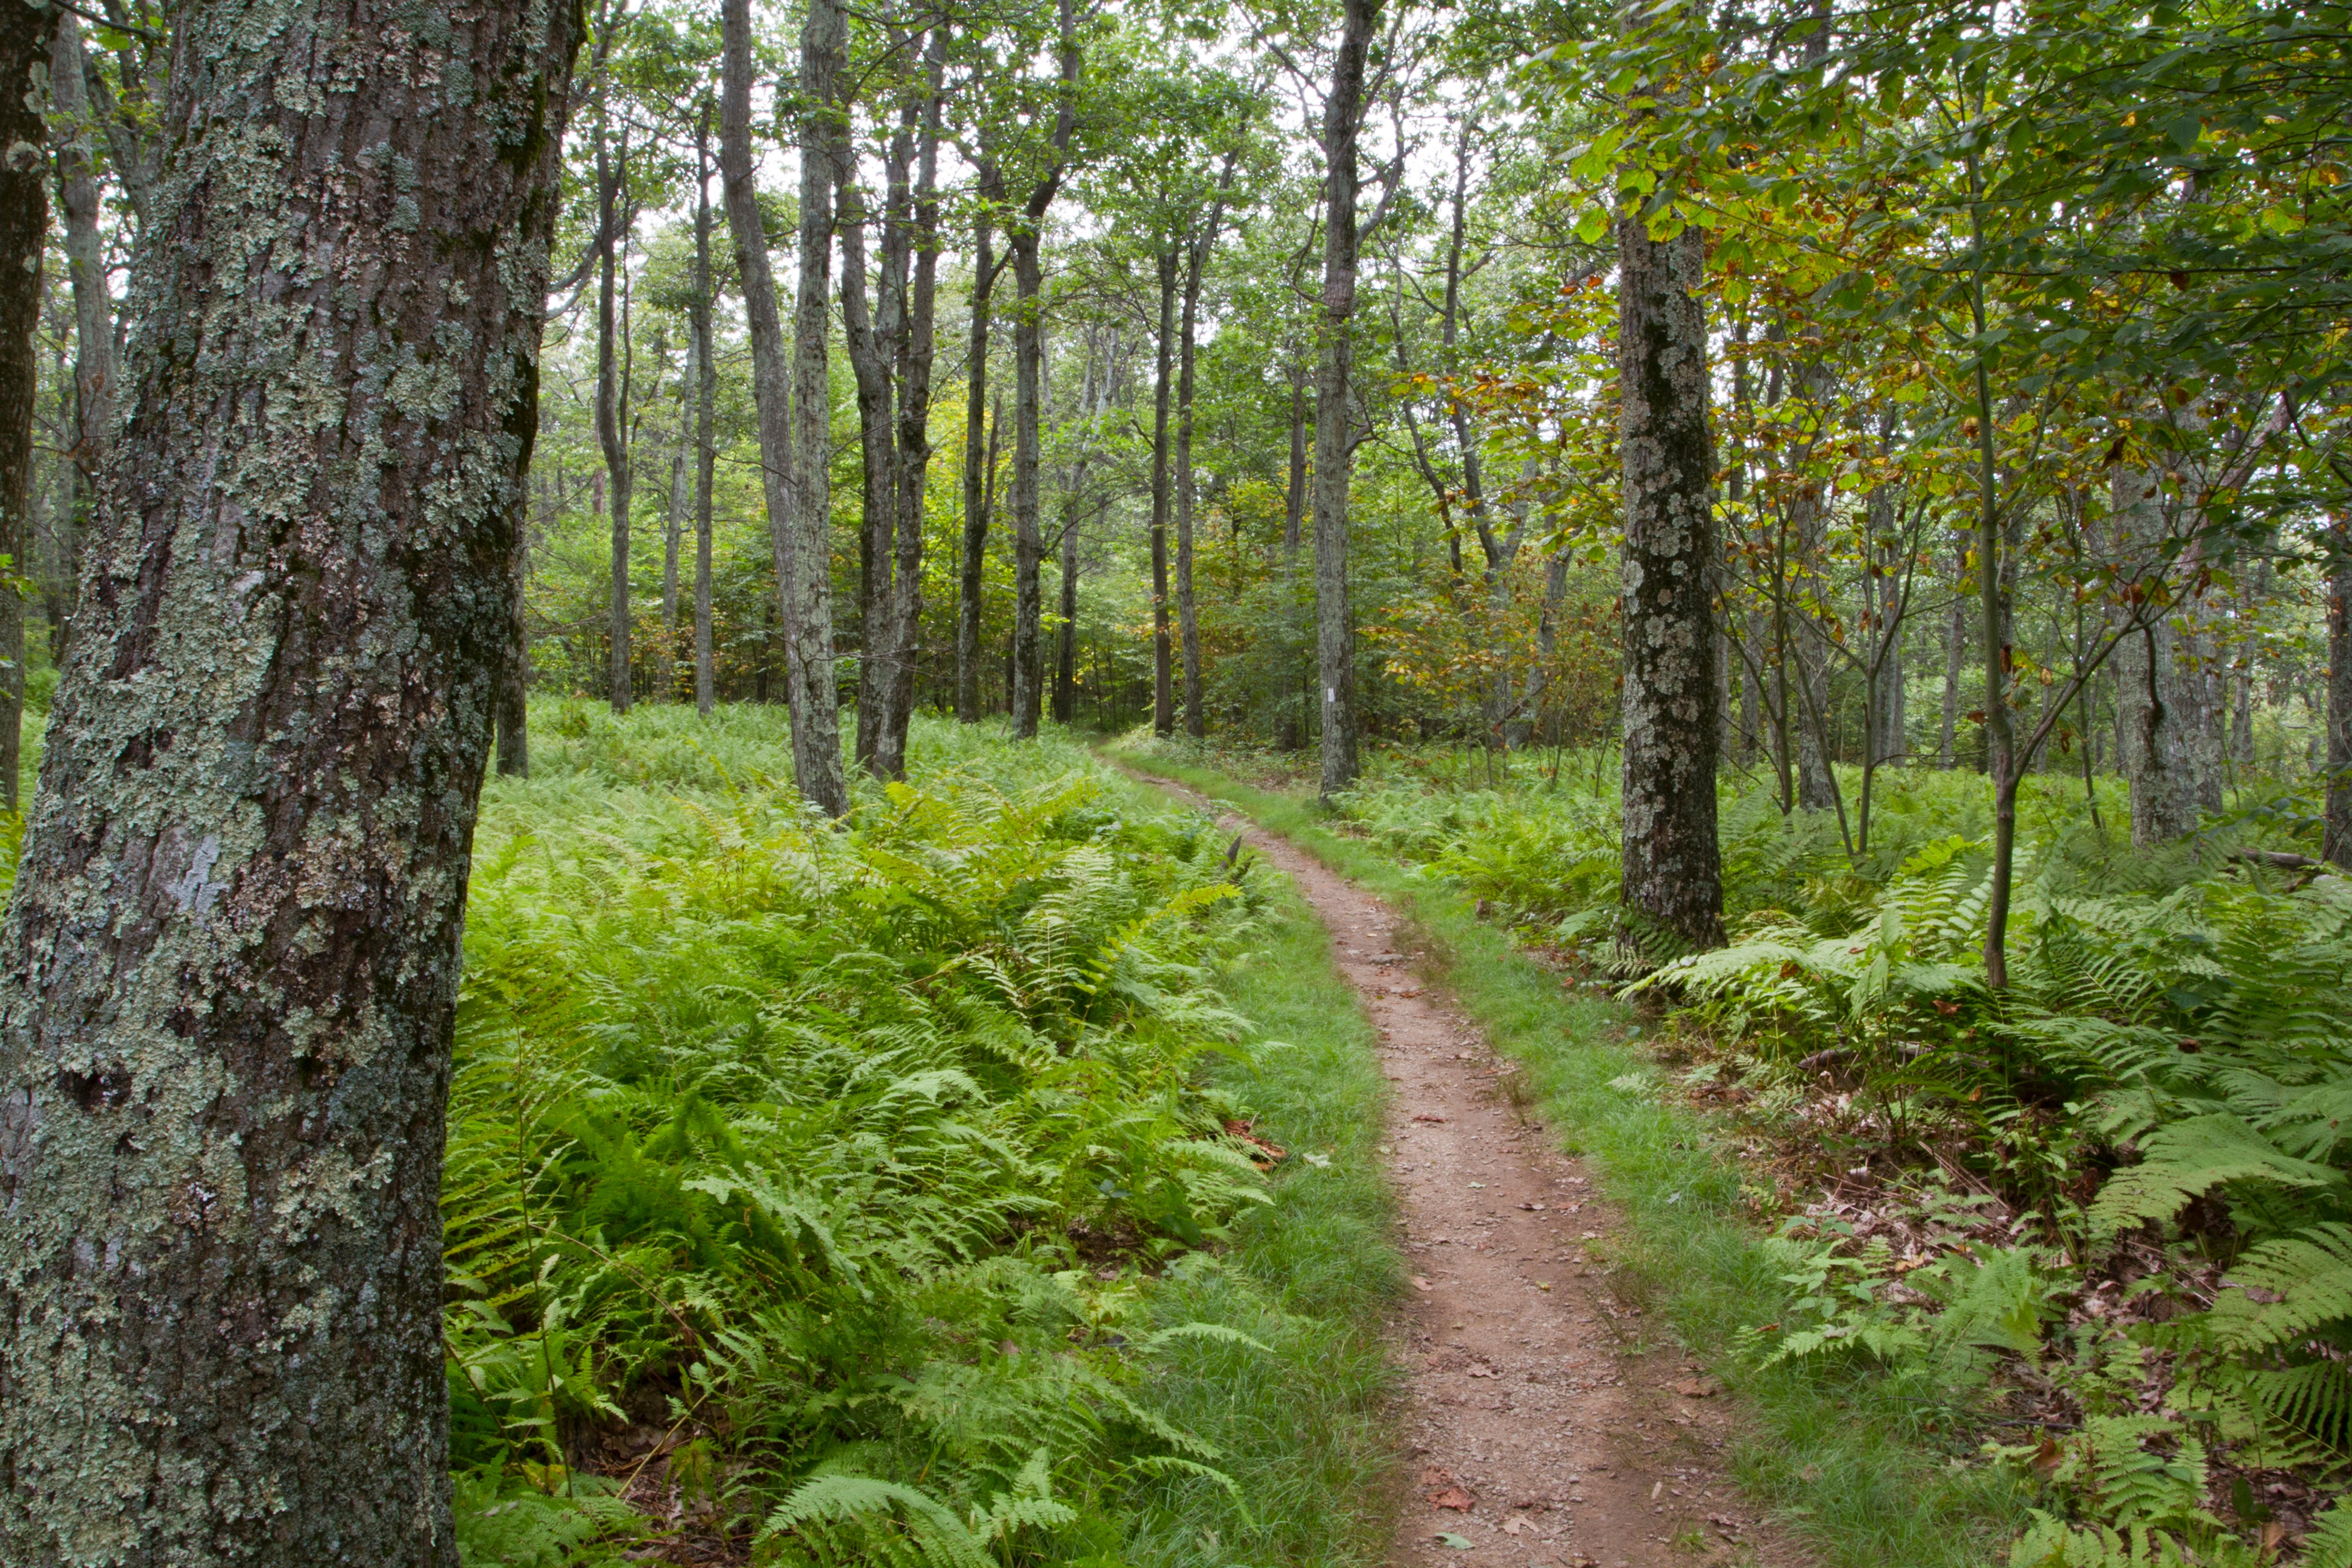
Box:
[1131,771,1805,1568]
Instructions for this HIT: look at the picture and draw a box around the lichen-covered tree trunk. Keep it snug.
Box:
[495,529,531,779]
[0,2,579,1560]
[785,0,849,802]
[1176,207,1220,740]
[1276,368,1307,751]
[658,331,690,704]
[1313,0,1377,801]
[1616,208,1725,953]
[0,4,45,815]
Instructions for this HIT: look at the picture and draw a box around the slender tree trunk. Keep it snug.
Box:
[955,200,999,723]
[49,14,109,669]
[1313,0,1377,800]
[0,15,43,814]
[723,0,843,811]
[1616,157,1724,951]
[1277,366,1307,750]
[2325,520,2352,867]
[692,106,718,716]
[0,4,578,1558]
[838,147,900,772]
[595,80,633,713]
[1010,235,1049,738]
[1941,548,1963,767]
[495,508,531,778]
[877,42,944,776]
[1148,247,1176,736]
[1175,194,1225,740]
[1055,508,1079,723]
[2110,463,2201,843]
[1005,0,1078,741]
[659,332,688,703]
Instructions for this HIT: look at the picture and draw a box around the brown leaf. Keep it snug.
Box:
[1412,1275,1434,1292]
[1417,1467,1455,1487]
[1412,1113,1448,1124]
[1430,1487,1476,1511]
[1673,1377,1719,1399]
[1502,1517,1529,1536]
[1467,1364,1496,1379]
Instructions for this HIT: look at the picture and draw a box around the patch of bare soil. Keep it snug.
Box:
[1131,771,1807,1568]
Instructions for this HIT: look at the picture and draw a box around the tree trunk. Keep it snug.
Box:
[495,507,531,779]
[2110,464,2202,843]
[2325,521,2352,868]
[1004,0,1079,742]
[784,0,849,804]
[1148,247,1176,736]
[1009,234,1048,738]
[955,201,999,724]
[1176,193,1226,740]
[839,149,900,772]
[0,4,578,1559]
[1055,504,1079,724]
[49,14,110,668]
[1941,548,1963,767]
[659,331,688,703]
[722,0,843,811]
[1616,200,1724,950]
[692,105,718,716]
[877,43,944,776]
[595,78,633,714]
[0,13,42,815]
[1313,0,1377,801]
[1277,366,1307,751]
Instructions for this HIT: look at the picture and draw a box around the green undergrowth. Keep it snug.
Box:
[447,705,1401,1567]
[1107,742,2038,1568]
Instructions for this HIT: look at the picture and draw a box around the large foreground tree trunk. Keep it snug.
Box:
[1313,0,1377,801]
[1616,206,1724,952]
[594,71,634,713]
[0,2,579,1560]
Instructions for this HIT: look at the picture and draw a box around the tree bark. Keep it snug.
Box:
[1616,202,1724,951]
[785,0,850,804]
[1004,0,1079,742]
[1175,188,1228,739]
[495,506,531,779]
[0,9,43,815]
[692,105,718,716]
[1148,247,1176,736]
[2325,520,2352,868]
[0,2,579,1559]
[722,0,844,812]
[954,198,999,723]
[1313,0,1377,801]
[48,14,110,668]
[2110,463,2202,843]
[594,71,633,713]
[659,330,687,703]
[1277,365,1307,750]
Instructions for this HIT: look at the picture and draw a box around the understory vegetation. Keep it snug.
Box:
[1128,736,2352,1568]
[443,707,1399,1567]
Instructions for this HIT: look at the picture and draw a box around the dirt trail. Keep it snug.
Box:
[1132,772,1803,1568]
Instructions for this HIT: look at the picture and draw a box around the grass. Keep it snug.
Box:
[1116,836,1406,1567]
[1108,742,2035,1568]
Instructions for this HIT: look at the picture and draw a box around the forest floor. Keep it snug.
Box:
[1125,767,1807,1568]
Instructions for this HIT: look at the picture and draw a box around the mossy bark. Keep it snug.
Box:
[1616,207,1725,952]
[0,2,45,815]
[1312,0,1376,802]
[0,1,579,1560]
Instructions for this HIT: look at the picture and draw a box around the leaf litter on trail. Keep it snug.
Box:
[1435,1531,1475,1549]
[1429,1487,1476,1511]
